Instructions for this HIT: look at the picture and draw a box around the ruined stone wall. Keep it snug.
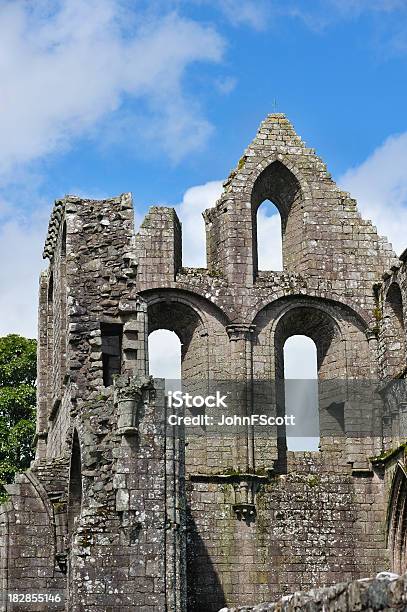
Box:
[220,571,407,611]
[0,462,68,611]
[2,112,407,611]
[203,114,397,301]
[1,193,187,610]
[186,454,388,611]
[66,377,176,611]
[132,114,400,610]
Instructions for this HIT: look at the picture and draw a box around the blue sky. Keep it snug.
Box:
[1,0,407,338]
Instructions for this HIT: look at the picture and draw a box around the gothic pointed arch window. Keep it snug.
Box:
[251,161,302,278]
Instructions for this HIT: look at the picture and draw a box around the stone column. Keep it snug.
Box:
[226,324,256,475]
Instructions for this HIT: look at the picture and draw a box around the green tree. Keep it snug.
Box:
[0,334,37,502]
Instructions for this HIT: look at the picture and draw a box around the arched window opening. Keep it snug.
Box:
[272,305,346,464]
[384,283,406,377]
[148,329,181,380]
[101,323,123,386]
[147,298,205,385]
[256,200,282,271]
[284,335,319,451]
[68,431,82,537]
[251,161,302,277]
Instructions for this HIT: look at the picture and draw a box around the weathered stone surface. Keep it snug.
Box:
[0,113,407,611]
[219,571,407,611]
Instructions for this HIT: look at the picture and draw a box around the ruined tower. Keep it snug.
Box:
[1,114,407,611]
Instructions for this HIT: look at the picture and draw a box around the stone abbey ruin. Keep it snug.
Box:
[1,114,407,611]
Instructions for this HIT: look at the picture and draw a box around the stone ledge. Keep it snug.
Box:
[218,572,406,611]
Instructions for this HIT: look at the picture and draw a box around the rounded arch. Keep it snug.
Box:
[0,470,60,595]
[272,302,342,380]
[283,335,320,451]
[140,287,231,333]
[140,288,230,383]
[252,296,374,421]
[138,282,235,324]
[259,299,361,467]
[250,291,373,332]
[382,282,406,378]
[148,329,182,379]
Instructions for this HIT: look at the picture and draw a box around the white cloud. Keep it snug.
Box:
[328,0,405,14]
[148,329,181,379]
[4,123,407,348]
[339,131,407,256]
[175,180,223,267]
[257,203,283,271]
[215,76,237,95]
[176,182,285,269]
[269,0,407,33]
[216,0,271,29]
[0,0,225,173]
[0,216,45,338]
[0,0,228,341]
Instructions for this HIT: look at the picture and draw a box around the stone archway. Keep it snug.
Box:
[387,462,407,574]
[382,283,406,378]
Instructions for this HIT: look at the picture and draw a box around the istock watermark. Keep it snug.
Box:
[166,389,295,429]
[167,413,296,427]
[162,378,400,438]
[167,390,229,409]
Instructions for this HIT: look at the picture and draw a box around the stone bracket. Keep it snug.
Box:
[232,503,256,520]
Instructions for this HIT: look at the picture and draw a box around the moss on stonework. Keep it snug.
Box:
[370,442,407,465]
[237,155,247,171]
[209,467,272,478]
[373,307,382,322]
[207,267,223,278]
[95,393,107,402]
[77,529,93,548]
[53,501,66,513]
[307,475,320,488]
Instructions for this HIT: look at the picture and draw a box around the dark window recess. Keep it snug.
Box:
[101,323,123,386]
[48,273,54,303]
[68,431,82,536]
[325,401,345,433]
